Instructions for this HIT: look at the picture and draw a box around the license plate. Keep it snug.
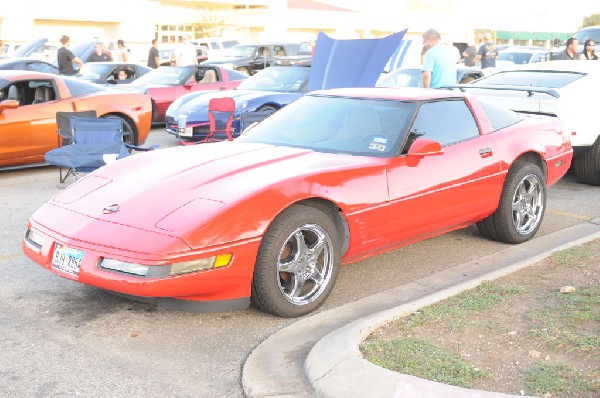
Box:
[178,126,193,137]
[51,243,84,277]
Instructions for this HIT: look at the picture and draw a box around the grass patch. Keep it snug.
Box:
[550,247,593,266]
[400,282,524,329]
[524,363,595,396]
[361,338,488,388]
[526,285,599,352]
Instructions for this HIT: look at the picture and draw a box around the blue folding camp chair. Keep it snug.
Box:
[46,116,156,182]
[55,111,98,182]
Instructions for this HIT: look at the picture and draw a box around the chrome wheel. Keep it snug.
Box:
[277,224,335,306]
[476,161,546,244]
[512,173,544,235]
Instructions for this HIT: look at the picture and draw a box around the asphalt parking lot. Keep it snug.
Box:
[1,127,599,397]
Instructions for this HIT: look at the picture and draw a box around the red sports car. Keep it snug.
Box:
[117,65,248,123]
[23,87,572,317]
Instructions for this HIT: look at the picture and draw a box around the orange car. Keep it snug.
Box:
[0,71,152,169]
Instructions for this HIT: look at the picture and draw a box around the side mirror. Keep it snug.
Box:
[0,99,19,112]
[184,80,197,87]
[407,138,444,157]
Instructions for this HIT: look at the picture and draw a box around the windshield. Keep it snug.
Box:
[237,67,310,92]
[573,28,600,44]
[228,45,257,57]
[237,94,417,157]
[77,63,109,80]
[474,70,584,88]
[377,69,422,88]
[131,66,192,86]
[497,52,534,64]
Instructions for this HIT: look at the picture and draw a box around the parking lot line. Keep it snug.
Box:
[547,209,592,220]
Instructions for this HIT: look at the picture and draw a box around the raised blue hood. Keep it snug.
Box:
[309,30,407,91]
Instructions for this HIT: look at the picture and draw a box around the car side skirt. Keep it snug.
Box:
[110,291,250,313]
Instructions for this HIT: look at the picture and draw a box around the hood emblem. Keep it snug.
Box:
[103,204,120,214]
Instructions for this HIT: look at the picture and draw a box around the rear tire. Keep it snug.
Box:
[573,138,600,186]
[477,162,546,244]
[251,205,341,317]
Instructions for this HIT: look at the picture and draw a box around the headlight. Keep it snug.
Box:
[100,258,150,276]
[99,253,233,278]
[170,253,232,276]
[25,228,45,249]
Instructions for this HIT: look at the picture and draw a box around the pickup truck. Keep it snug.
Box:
[201,42,304,75]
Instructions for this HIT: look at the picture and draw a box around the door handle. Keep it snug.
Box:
[479,148,493,158]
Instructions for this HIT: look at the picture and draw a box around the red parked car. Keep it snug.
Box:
[23,87,572,317]
[117,65,247,123]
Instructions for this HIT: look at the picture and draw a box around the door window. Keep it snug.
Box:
[405,99,480,151]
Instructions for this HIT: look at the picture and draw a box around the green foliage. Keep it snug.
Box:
[582,13,600,27]
[524,363,596,395]
[361,338,488,388]
[401,282,524,329]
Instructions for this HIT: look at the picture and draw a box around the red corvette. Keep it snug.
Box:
[23,88,572,317]
[117,65,248,122]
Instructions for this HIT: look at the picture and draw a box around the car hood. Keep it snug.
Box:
[309,30,407,91]
[179,89,291,114]
[49,142,376,238]
[14,38,48,57]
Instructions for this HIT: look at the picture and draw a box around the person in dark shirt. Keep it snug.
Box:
[558,38,579,60]
[477,32,497,72]
[462,42,477,67]
[87,43,112,62]
[57,35,83,76]
[147,39,159,68]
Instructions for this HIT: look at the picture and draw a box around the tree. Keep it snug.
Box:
[582,13,600,27]
[187,2,239,38]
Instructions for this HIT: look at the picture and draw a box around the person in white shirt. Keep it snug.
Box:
[174,34,197,66]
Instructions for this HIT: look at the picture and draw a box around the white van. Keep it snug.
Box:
[190,38,239,59]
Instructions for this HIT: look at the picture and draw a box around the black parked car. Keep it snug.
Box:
[0,57,59,74]
[201,42,304,75]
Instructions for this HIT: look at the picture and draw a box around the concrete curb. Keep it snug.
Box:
[243,218,600,397]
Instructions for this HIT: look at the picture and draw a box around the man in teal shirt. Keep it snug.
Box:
[421,29,457,88]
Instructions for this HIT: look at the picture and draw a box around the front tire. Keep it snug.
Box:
[252,205,341,317]
[477,162,546,244]
[573,138,600,186]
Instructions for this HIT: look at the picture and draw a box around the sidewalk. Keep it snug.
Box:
[242,217,600,398]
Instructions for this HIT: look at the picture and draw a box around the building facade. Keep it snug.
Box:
[0,0,595,55]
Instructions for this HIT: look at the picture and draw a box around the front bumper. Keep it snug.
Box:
[22,212,260,311]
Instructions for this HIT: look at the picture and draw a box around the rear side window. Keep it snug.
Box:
[476,98,524,131]
[408,100,480,147]
[222,41,238,49]
[62,77,106,97]
[477,71,583,88]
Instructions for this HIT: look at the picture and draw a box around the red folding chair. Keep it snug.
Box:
[203,97,235,142]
